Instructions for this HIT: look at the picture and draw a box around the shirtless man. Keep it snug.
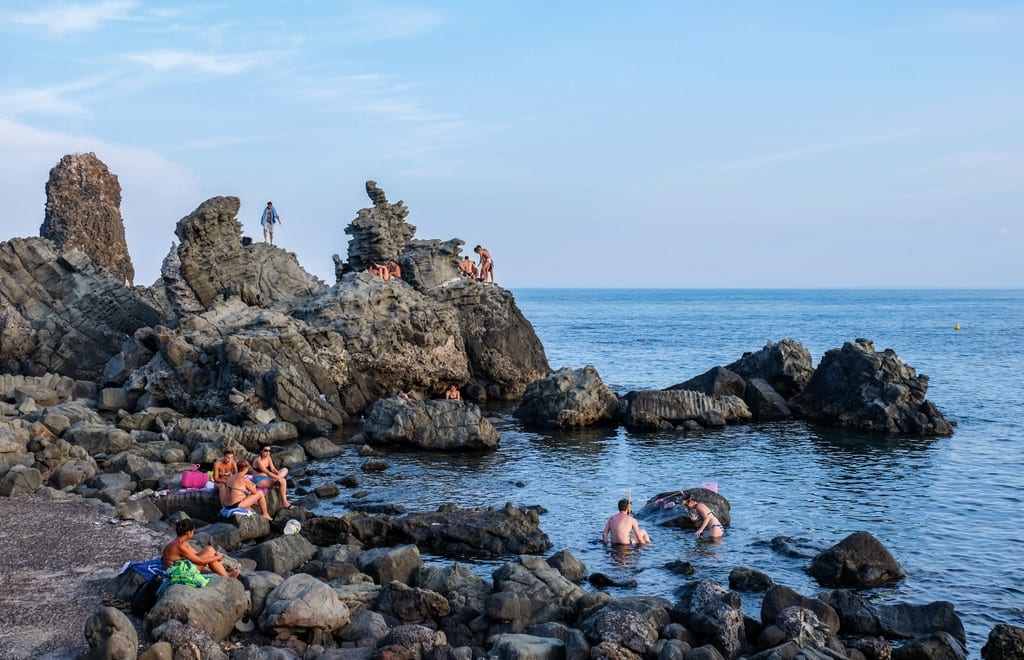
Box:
[387,260,402,279]
[602,498,651,545]
[681,493,724,538]
[220,460,273,520]
[211,447,237,496]
[459,256,478,279]
[253,446,292,509]
[162,518,239,578]
[473,245,494,283]
[445,384,462,401]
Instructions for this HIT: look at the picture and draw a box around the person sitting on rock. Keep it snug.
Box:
[220,461,273,521]
[602,498,650,545]
[211,447,236,497]
[253,446,292,509]
[387,260,402,279]
[367,262,391,280]
[459,256,478,279]
[681,492,724,539]
[162,518,239,582]
[445,384,462,401]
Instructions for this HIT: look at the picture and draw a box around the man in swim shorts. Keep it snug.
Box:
[601,498,651,545]
[162,518,239,580]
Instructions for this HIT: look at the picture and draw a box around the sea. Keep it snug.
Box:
[317,289,1024,657]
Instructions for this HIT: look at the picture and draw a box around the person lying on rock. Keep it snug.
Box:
[220,460,273,520]
[602,498,651,545]
[162,518,240,583]
[211,447,237,497]
[681,493,724,539]
[253,446,293,509]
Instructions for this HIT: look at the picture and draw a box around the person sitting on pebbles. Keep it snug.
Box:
[220,460,273,521]
[253,445,293,509]
[162,518,240,583]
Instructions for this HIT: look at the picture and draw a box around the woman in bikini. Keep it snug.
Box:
[253,446,292,509]
[681,493,725,539]
[220,461,273,521]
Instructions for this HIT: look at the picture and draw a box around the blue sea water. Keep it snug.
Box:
[318,289,1024,657]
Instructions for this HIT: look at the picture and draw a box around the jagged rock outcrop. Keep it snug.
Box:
[725,339,814,399]
[792,339,953,435]
[170,196,325,311]
[341,181,416,274]
[514,366,620,429]
[400,238,463,290]
[40,152,134,285]
[363,396,499,450]
[0,238,164,379]
[618,390,751,430]
[667,366,747,398]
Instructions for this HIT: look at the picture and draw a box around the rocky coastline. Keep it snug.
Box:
[0,153,1018,659]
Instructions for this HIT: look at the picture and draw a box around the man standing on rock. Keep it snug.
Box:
[474,245,494,283]
[261,201,281,244]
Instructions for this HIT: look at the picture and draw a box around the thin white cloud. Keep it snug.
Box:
[126,49,271,75]
[0,75,109,119]
[8,0,136,36]
[337,5,446,41]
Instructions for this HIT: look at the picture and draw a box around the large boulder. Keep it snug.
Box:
[514,366,620,429]
[672,580,746,659]
[491,555,586,630]
[619,390,751,430]
[982,623,1024,659]
[84,606,138,660]
[364,396,499,450]
[144,575,249,641]
[792,339,953,435]
[743,378,792,421]
[40,152,134,285]
[634,487,731,528]
[809,531,907,588]
[760,585,840,635]
[725,339,814,399]
[259,573,351,634]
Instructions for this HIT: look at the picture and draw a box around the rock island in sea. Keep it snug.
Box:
[3,152,1012,659]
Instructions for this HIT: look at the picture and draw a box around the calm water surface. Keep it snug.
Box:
[316,289,1023,657]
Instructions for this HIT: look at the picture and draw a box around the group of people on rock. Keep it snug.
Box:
[460,245,494,283]
[367,260,402,280]
[601,491,724,547]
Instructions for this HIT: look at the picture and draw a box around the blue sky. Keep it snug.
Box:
[1,2,1021,287]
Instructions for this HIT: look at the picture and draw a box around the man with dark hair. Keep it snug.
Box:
[162,518,239,580]
[261,201,281,244]
[601,498,651,545]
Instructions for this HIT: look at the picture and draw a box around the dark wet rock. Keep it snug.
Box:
[514,365,620,429]
[83,605,138,660]
[145,575,248,641]
[809,531,907,588]
[875,601,965,646]
[982,623,1024,659]
[728,567,774,593]
[363,396,499,450]
[634,487,731,528]
[820,589,881,636]
[588,573,637,589]
[41,152,134,285]
[845,636,893,660]
[665,560,696,576]
[547,549,588,584]
[891,632,967,660]
[743,378,792,421]
[725,339,814,399]
[667,366,746,398]
[672,580,746,659]
[760,585,840,635]
[374,580,451,625]
[618,390,751,430]
[792,339,953,436]
[0,238,163,379]
[768,535,823,559]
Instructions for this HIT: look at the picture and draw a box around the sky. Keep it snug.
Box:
[1,1,1022,288]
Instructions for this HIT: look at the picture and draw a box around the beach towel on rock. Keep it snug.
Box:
[159,559,209,592]
[118,558,165,581]
[220,507,255,519]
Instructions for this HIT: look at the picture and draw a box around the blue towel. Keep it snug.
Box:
[119,558,165,581]
[220,507,255,518]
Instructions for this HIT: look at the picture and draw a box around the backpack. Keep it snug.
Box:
[130,577,162,617]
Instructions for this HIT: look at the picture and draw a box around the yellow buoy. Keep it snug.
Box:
[954,324,961,331]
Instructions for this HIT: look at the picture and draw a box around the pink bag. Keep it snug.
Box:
[181,465,208,489]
